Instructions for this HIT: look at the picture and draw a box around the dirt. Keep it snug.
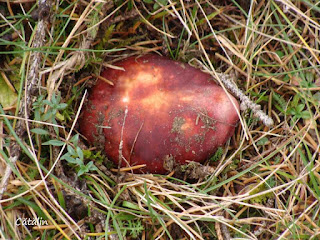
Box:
[163,154,215,180]
[107,108,125,124]
[175,161,215,180]
[92,110,106,149]
[196,109,217,131]
[163,154,176,172]
[171,116,186,134]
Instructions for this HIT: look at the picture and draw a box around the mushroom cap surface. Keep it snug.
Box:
[80,54,239,173]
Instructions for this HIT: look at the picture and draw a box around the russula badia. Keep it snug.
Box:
[79,54,239,174]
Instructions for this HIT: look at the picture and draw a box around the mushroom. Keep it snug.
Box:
[79,54,239,174]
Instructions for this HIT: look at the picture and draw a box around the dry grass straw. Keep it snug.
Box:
[1,0,320,239]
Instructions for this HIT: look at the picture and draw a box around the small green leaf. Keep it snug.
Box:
[57,103,68,110]
[287,108,295,115]
[305,72,314,82]
[30,128,49,135]
[61,154,73,162]
[115,213,136,221]
[75,157,83,165]
[313,92,320,101]
[70,134,79,145]
[122,201,140,210]
[292,94,300,106]
[76,146,83,160]
[55,111,64,121]
[51,94,57,104]
[73,158,83,165]
[77,165,87,176]
[86,161,97,171]
[67,145,76,156]
[0,74,17,108]
[301,111,311,119]
[257,137,269,146]
[42,140,65,146]
[296,104,305,112]
[43,99,52,106]
[42,111,53,121]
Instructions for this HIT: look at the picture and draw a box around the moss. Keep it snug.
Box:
[248,182,274,204]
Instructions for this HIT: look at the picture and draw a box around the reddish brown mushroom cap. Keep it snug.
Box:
[79,54,239,174]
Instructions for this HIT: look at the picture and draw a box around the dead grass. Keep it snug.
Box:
[1,0,320,239]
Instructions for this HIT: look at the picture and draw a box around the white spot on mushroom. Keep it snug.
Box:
[122,97,129,103]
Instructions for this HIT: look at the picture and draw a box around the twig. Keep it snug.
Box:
[215,220,223,240]
[129,122,144,163]
[215,211,231,240]
[220,222,231,240]
[0,0,52,199]
[217,73,274,127]
[118,106,129,176]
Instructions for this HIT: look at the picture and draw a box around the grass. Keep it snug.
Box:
[1,0,320,239]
